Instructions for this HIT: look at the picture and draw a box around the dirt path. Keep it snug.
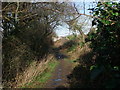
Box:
[45,58,73,88]
[45,38,75,88]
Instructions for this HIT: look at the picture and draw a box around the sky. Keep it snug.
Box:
[54,0,120,37]
[55,1,95,37]
[1,0,120,37]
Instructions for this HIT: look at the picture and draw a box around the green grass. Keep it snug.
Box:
[67,35,77,40]
[21,60,59,88]
[67,45,77,52]
[78,42,85,48]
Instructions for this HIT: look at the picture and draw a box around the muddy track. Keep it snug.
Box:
[45,59,73,88]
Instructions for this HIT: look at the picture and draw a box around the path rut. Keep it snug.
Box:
[45,59,73,88]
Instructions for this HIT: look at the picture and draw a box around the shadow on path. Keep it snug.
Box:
[55,85,69,90]
[50,40,78,60]
[52,48,68,60]
[45,40,78,88]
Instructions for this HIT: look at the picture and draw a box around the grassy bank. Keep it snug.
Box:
[21,59,59,88]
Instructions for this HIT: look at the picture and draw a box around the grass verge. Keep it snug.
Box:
[21,59,59,88]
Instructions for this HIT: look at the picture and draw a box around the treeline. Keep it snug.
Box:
[2,2,76,87]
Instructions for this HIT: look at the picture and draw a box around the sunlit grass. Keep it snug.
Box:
[21,60,59,88]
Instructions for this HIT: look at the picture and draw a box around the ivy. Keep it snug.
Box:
[86,1,120,88]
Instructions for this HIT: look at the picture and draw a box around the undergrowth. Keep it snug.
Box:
[20,59,59,88]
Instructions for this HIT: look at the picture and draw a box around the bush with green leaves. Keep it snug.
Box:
[88,1,120,67]
[87,1,120,88]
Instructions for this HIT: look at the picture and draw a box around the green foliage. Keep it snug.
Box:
[67,45,77,52]
[87,1,120,88]
[63,1,120,88]
[78,42,85,48]
[67,34,77,40]
[67,40,78,52]
[90,65,97,71]
[88,1,120,66]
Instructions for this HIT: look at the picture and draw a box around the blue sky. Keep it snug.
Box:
[54,0,120,37]
[55,1,95,37]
